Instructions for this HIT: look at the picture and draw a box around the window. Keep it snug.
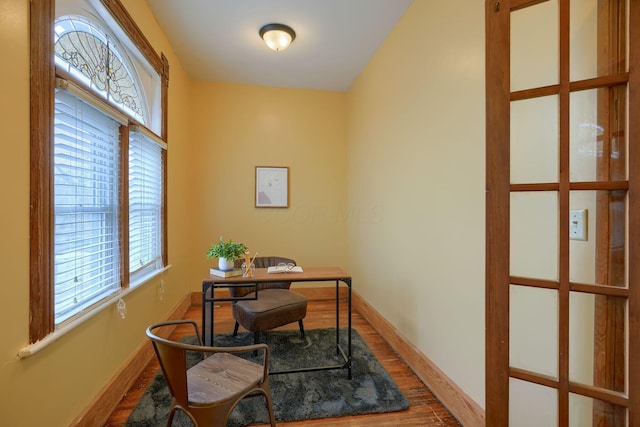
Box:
[30,0,169,340]
[129,126,165,282]
[53,85,124,323]
[54,16,145,123]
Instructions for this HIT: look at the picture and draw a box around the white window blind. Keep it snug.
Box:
[54,89,122,324]
[129,127,164,282]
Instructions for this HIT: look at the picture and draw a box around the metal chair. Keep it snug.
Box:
[146,319,277,426]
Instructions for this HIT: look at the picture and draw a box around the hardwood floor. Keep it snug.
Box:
[105,299,461,426]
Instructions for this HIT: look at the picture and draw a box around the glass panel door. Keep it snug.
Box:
[486,0,637,425]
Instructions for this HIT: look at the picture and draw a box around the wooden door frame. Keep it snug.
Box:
[593,3,627,425]
[485,1,511,425]
[628,2,640,424]
[485,0,640,424]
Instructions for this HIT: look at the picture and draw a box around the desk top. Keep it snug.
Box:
[203,266,350,284]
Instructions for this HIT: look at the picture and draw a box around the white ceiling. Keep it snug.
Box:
[145,0,413,92]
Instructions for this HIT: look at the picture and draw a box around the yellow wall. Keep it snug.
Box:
[188,82,348,275]
[1,2,348,424]
[1,0,491,424]
[346,0,486,407]
[0,1,197,425]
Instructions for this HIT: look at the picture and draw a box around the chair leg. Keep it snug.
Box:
[233,321,240,336]
[253,332,259,356]
[298,319,305,338]
[166,404,177,427]
[260,381,277,427]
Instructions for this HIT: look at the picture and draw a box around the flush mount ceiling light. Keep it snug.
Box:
[259,23,296,51]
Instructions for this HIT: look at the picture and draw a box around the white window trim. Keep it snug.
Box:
[56,78,129,124]
[130,124,167,149]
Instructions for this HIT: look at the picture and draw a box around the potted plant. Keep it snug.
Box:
[206,237,247,271]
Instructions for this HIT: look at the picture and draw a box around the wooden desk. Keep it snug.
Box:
[202,266,352,378]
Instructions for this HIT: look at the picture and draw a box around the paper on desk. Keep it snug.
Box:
[267,266,304,273]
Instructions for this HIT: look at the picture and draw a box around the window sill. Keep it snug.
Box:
[17,264,172,359]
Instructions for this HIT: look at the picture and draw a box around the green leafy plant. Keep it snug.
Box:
[206,237,247,260]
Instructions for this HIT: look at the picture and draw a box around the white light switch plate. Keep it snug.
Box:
[570,209,587,241]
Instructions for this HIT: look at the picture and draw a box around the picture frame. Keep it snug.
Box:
[255,166,289,208]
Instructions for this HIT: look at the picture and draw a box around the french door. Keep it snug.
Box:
[486,0,640,425]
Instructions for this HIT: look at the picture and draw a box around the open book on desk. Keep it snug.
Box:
[267,265,304,273]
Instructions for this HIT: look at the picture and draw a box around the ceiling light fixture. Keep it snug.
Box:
[259,23,296,51]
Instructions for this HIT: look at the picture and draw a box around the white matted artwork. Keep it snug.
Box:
[255,166,289,208]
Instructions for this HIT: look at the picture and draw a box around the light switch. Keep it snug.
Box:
[570,209,587,241]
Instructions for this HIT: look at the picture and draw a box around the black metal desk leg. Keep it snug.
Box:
[211,287,215,345]
[347,278,352,379]
[202,284,206,344]
[336,279,340,354]
[202,282,216,346]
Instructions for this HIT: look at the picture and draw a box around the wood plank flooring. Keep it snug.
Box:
[105,300,461,426]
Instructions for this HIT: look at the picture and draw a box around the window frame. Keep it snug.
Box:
[128,125,167,282]
[53,83,125,324]
[29,0,169,343]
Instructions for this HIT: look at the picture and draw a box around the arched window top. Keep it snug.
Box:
[54,16,146,123]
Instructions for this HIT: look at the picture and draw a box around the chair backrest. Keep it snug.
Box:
[146,321,203,408]
[230,256,296,298]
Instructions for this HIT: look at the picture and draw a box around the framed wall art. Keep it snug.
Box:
[255,166,289,208]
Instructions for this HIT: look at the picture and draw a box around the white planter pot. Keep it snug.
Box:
[218,257,235,271]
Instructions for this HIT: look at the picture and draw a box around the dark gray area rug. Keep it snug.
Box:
[126,327,409,426]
